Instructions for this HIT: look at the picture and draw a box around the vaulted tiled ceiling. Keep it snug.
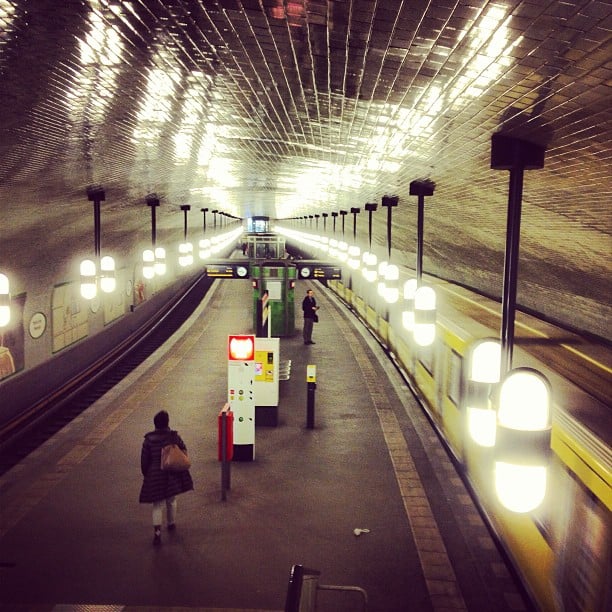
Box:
[0,0,610,339]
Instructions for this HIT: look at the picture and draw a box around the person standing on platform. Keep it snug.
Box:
[302,288,319,345]
[139,410,193,545]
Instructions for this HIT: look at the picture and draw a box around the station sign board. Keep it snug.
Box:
[296,261,342,279]
[205,262,250,278]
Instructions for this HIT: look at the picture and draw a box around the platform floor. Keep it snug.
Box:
[0,278,532,612]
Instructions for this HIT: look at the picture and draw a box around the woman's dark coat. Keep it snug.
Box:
[139,428,194,503]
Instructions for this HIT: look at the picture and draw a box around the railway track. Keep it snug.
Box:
[0,273,214,476]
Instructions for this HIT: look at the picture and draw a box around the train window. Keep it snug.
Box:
[447,349,461,406]
[553,469,610,611]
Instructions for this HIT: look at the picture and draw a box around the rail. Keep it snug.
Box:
[0,272,213,469]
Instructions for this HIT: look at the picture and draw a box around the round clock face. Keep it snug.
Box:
[29,312,47,339]
[300,267,311,278]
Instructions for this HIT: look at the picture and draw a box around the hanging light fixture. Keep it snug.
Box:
[466,339,501,448]
[154,247,166,276]
[80,259,97,300]
[402,278,418,330]
[383,264,400,303]
[413,285,436,346]
[142,194,164,279]
[179,204,193,267]
[142,249,155,280]
[494,368,552,513]
[80,186,116,299]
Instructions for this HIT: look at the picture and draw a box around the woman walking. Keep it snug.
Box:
[139,410,194,545]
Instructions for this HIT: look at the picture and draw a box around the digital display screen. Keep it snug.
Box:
[313,266,341,279]
[206,264,234,278]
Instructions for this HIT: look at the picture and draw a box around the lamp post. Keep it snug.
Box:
[179,204,193,267]
[331,212,338,234]
[408,180,436,346]
[362,203,378,283]
[365,203,376,251]
[381,195,398,260]
[146,193,160,247]
[201,207,209,233]
[350,207,360,241]
[322,212,328,232]
[409,180,435,285]
[314,214,320,231]
[339,210,347,236]
[381,195,399,305]
[80,185,115,299]
[490,135,549,513]
[143,193,165,279]
[212,209,218,230]
[491,133,545,375]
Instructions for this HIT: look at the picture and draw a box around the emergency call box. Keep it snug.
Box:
[227,335,255,460]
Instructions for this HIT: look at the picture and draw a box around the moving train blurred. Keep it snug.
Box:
[279,225,611,612]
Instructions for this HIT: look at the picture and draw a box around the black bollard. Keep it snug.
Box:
[307,381,317,429]
[306,364,317,429]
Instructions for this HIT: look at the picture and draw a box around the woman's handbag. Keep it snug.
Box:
[313,314,319,323]
[161,443,191,471]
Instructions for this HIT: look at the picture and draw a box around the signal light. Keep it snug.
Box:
[228,335,255,361]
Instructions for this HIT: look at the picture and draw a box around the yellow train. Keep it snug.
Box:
[327,276,611,612]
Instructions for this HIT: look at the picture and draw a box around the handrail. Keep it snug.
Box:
[285,564,367,611]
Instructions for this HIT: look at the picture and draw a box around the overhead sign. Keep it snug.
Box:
[296,261,342,279]
[205,262,250,278]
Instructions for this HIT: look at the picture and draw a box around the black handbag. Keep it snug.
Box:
[313,314,319,323]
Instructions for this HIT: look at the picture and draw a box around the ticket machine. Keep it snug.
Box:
[254,336,280,426]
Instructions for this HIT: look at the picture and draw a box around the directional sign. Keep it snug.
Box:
[296,261,342,279]
[205,262,250,278]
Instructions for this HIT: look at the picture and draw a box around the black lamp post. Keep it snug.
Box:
[146,193,160,247]
[314,214,320,231]
[212,209,218,229]
[201,207,209,233]
[409,180,435,285]
[491,133,545,375]
[350,207,360,241]
[87,185,105,258]
[180,205,191,240]
[364,203,377,250]
[80,185,110,300]
[381,195,399,260]
[339,210,347,236]
[322,212,328,232]
[331,212,338,234]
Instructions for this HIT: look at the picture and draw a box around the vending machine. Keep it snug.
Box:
[254,336,280,426]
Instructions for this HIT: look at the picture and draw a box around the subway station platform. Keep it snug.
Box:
[0,277,533,612]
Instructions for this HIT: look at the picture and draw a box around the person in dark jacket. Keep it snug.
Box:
[139,410,193,545]
[301,289,319,345]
